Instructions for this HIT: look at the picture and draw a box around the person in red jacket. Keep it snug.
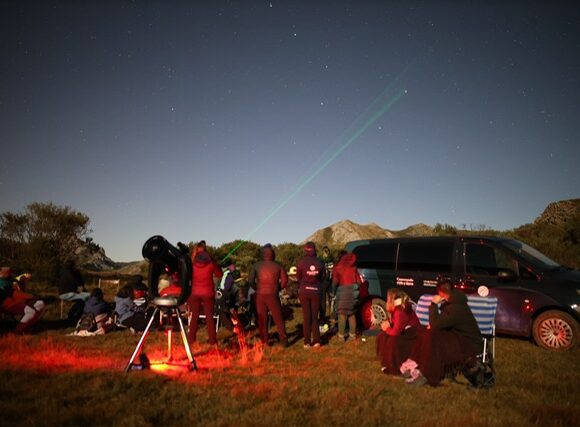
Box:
[331,252,363,342]
[376,288,421,375]
[248,244,289,347]
[188,243,223,346]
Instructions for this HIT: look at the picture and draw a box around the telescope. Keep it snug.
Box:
[141,235,192,306]
[125,235,197,372]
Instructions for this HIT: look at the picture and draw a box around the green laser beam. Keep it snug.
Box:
[221,87,408,263]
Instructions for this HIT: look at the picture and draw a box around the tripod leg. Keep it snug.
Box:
[124,307,159,373]
[176,306,197,371]
[167,329,173,362]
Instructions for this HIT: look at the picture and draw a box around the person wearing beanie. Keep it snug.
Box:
[296,242,326,348]
[128,275,148,300]
[248,244,289,347]
[188,246,223,346]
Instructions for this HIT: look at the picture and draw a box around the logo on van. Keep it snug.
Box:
[396,277,414,287]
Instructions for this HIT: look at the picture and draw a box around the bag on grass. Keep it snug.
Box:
[462,358,495,389]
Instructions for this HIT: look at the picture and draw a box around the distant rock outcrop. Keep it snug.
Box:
[534,199,580,226]
[74,244,118,272]
[302,219,434,248]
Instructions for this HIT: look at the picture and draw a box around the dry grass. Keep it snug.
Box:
[1,285,579,427]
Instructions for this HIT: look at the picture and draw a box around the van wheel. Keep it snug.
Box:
[532,310,579,350]
[361,298,387,330]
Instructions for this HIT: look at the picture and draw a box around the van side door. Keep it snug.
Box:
[396,240,455,302]
[462,241,530,335]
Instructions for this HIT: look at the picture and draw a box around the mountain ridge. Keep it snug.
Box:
[83,198,579,271]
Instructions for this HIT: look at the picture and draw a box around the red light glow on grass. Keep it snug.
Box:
[0,333,268,379]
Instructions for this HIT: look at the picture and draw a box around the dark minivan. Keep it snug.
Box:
[346,236,580,350]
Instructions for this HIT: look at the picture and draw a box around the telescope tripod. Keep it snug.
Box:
[124,304,197,372]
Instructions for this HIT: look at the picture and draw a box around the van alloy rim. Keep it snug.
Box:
[369,304,387,326]
[539,318,573,348]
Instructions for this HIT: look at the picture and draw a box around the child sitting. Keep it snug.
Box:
[77,288,113,334]
[114,285,148,331]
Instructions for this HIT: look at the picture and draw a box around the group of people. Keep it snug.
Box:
[2,240,484,388]
[0,267,45,334]
[0,240,367,348]
[376,278,483,387]
[243,241,364,348]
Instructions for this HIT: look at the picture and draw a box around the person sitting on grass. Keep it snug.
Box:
[0,267,45,334]
[79,287,113,334]
[376,288,421,375]
[128,275,148,304]
[401,278,483,386]
[158,273,182,297]
[114,284,149,332]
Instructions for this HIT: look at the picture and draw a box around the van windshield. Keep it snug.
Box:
[504,239,561,270]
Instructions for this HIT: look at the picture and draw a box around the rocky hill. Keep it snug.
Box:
[302,219,434,248]
[534,198,580,226]
[75,244,118,271]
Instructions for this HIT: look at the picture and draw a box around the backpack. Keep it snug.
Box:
[462,358,495,389]
[76,312,97,333]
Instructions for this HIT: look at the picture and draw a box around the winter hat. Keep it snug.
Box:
[130,275,148,291]
[304,241,317,256]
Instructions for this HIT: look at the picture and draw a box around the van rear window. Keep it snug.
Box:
[353,243,397,269]
[397,241,453,273]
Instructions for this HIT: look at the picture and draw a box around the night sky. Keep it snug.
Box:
[2,1,579,261]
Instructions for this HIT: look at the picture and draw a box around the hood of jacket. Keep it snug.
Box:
[261,246,275,261]
[338,252,357,268]
[448,288,468,305]
[194,251,212,266]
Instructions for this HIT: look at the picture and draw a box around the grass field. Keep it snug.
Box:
[1,285,579,427]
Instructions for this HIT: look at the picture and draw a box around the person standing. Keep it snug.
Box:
[331,252,362,342]
[319,246,334,332]
[188,243,223,346]
[248,244,289,347]
[296,242,326,348]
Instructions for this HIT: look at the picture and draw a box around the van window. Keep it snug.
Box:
[465,243,518,275]
[397,241,453,273]
[353,242,397,269]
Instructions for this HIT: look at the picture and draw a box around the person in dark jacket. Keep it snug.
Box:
[402,278,483,386]
[57,260,89,323]
[319,246,334,331]
[57,260,88,298]
[114,284,148,331]
[296,242,326,348]
[248,244,289,347]
[331,252,362,341]
[188,244,223,346]
[80,287,113,333]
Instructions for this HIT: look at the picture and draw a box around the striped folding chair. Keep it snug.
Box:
[466,295,498,364]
